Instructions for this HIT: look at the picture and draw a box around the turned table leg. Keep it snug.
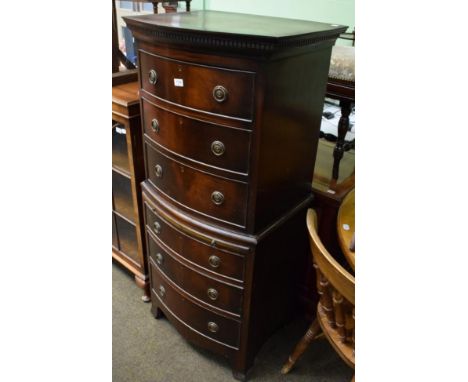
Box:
[332,100,352,182]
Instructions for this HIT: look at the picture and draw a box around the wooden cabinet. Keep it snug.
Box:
[125,10,345,379]
[112,82,150,301]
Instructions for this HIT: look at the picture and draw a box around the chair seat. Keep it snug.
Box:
[329,45,355,82]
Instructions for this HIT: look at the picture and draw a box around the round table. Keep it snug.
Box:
[337,188,355,270]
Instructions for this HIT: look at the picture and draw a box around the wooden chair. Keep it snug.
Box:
[281,209,355,380]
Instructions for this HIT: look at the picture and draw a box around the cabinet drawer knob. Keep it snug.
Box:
[155,164,163,178]
[211,191,224,206]
[151,118,160,133]
[155,253,163,266]
[213,85,228,103]
[159,285,165,297]
[149,69,158,85]
[153,221,161,234]
[211,141,225,156]
[207,288,219,301]
[208,255,221,268]
[207,321,219,333]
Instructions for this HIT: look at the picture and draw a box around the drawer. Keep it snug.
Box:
[142,98,251,174]
[144,201,245,282]
[139,51,255,121]
[148,231,243,315]
[150,261,241,348]
[145,142,248,227]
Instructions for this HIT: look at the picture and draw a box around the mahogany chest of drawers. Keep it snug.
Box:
[125,10,345,380]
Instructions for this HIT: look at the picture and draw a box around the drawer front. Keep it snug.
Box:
[148,232,243,314]
[142,99,251,174]
[139,51,255,121]
[150,261,241,348]
[145,142,248,227]
[144,202,245,282]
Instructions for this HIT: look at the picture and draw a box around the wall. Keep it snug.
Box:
[203,0,354,32]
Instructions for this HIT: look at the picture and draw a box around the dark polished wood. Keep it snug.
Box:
[112,81,150,301]
[141,97,252,174]
[125,10,346,379]
[139,50,256,121]
[144,200,246,282]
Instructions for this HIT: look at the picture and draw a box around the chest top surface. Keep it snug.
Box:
[124,10,346,53]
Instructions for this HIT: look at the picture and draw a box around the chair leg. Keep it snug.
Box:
[351,375,355,382]
[281,319,322,374]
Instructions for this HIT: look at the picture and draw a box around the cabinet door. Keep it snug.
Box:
[112,214,118,248]
[112,170,134,223]
[112,121,130,174]
[114,213,138,262]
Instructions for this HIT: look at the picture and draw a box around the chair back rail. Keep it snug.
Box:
[281,209,355,376]
[307,209,355,305]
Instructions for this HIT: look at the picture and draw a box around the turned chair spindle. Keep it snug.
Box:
[281,209,355,380]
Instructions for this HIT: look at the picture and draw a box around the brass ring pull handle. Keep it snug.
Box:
[211,191,224,206]
[151,118,160,133]
[153,221,161,234]
[207,321,219,333]
[212,85,228,103]
[159,285,165,297]
[155,165,163,178]
[211,141,225,156]
[208,255,220,268]
[149,69,158,85]
[207,288,219,301]
[155,253,163,266]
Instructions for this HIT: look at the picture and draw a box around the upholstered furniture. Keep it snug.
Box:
[326,44,355,186]
[281,209,355,380]
[124,10,345,380]
[112,81,150,301]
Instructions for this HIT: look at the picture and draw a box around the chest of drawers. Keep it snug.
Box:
[125,10,345,380]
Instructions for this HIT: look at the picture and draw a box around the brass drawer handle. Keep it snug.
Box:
[207,321,219,333]
[208,255,221,268]
[213,85,228,103]
[211,141,225,156]
[149,69,158,85]
[155,164,163,178]
[207,288,219,301]
[155,253,163,266]
[153,221,161,234]
[159,285,165,297]
[211,191,224,206]
[151,118,160,133]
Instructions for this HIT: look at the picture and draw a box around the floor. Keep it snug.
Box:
[113,264,353,382]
